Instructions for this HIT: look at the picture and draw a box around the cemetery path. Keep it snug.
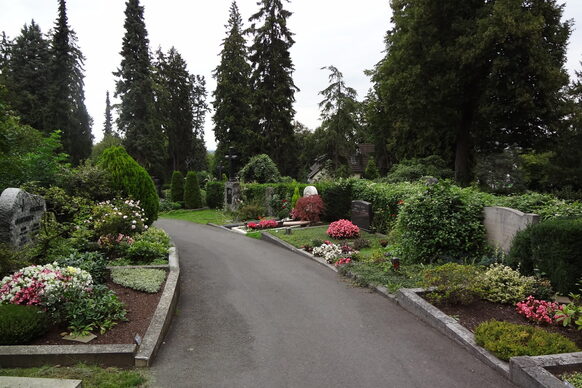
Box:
[150,219,516,388]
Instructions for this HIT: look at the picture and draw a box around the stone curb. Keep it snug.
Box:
[0,247,180,368]
[510,353,582,388]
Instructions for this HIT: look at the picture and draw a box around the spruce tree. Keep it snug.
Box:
[49,0,93,165]
[248,0,297,177]
[212,1,254,167]
[4,22,51,133]
[190,74,209,171]
[114,0,165,177]
[103,90,113,136]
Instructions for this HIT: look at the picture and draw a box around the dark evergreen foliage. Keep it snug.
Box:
[184,171,202,209]
[248,0,298,176]
[206,181,225,209]
[170,170,184,203]
[103,90,113,136]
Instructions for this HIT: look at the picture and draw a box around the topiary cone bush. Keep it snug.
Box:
[291,185,300,209]
[97,146,159,224]
[184,171,203,209]
[0,304,48,345]
[170,171,185,203]
[206,181,225,209]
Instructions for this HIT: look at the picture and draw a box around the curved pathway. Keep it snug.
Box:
[151,219,515,388]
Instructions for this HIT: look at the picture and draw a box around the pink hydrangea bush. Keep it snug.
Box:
[327,219,360,239]
[0,263,93,306]
[516,296,562,324]
[247,219,278,230]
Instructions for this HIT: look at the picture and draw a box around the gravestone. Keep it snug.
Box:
[224,181,241,212]
[351,200,373,231]
[303,186,318,197]
[0,188,46,248]
[265,187,275,217]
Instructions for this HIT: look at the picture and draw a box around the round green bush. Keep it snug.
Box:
[422,263,483,305]
[0,304,48,345]
[475,320,579,361]
[239,154,281,183]
[97,146,159,224]
[206,181,224,209]
[58,251,108,284]
[170,171,184,203]
[396,182,486,263]
[184,171,203,209]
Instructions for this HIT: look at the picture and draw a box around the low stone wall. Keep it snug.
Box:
[483,207,540,254]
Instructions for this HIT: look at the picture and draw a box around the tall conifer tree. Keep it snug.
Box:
[212,1,254,168]
[248,0,297,177]
[103,90,113,136]
[114,0,164,176]
[49,0,93,165]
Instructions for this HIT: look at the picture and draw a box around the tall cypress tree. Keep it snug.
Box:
[212,1,254,168]
[114,0,164,177]
[248,0,298,177]
[49,0,93,165]
[103,90,113,136]
[190,74,208,171]
[4,21,51,134]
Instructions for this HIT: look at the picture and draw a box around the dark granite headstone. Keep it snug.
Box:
[0,188,46,248]
[351,200,373,231]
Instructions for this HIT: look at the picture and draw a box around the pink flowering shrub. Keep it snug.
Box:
[327,219,360,239]
[334,258,352,267]
[0,263,92,307]
[516,296,562,324]
[247,219,278,230]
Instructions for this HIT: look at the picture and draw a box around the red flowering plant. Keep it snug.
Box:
[291,195,324,222]
[327,219,360,239]
[516,296,562,325]
[334,258,352,267]
[247,219,278,230]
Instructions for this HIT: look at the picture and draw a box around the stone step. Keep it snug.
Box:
[0,376,82,388]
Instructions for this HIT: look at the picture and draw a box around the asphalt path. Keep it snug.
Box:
[151,219,516,388]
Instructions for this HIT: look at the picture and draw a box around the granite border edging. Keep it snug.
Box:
[0,246,180,368]
[510,353,582,388]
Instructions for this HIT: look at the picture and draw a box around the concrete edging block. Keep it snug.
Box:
[510,353,582,388]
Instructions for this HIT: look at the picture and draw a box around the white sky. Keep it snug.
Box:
[1,0,581,151]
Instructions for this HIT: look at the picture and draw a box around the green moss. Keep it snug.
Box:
[111,268,167,293]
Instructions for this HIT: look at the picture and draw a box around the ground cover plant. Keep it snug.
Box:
[111,268,167,293]
[160,208,233,225]
[563,372,582,388]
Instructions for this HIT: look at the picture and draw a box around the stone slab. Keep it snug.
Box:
[351,200,373,231]
[0,188,46,248]
[0,376,82,388]
[483,206,539,253]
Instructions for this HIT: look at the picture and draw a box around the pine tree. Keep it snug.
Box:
[103,90,113,136]
[114,0,165,177]
[212,1,254,168]
[190,74,209,171]
[5,21,51,133]
[248,0,298,177]
[48,0,93,165]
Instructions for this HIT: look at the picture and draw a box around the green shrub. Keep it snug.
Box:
[291,185,300,209]
[478,264,535,304]
[384,155,453,183]
[135,227,171,249]
[563,372,582,388]
[170,171,184,203]
[59,162,117,202]
[97,146,159,224]
[239,154,281,183]
[474,320,579,361]
[422,263,483,305]
[159,198,182,212]
[57,251,108,284]
[237,204,266,221]
[363,158,380,180]
[111,268,167,293]
[125,240,168,264]
[184,171,203,209]
[320,179,353,221]
[396,182,486,263]
[0,304,48,345]
[353,238,371,250]
[206,181,224,209]
[509,218,582,294]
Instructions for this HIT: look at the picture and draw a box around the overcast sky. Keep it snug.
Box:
[1,0,581,151]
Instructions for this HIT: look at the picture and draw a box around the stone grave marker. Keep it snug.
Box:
[303,186,318,197]
[351,200,373,231]
[0,188,46,248]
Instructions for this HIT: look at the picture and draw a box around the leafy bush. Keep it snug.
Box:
[111,268,166,293]
[269,194,291,219]
[58,162,117,202]
[353,238,371,250]
[478,264,535,304]
[291,185,300,209]
[515,296,561,324]
[384,155,453,183]
[125,240,168,264]
[237,204,266,221]
[97,146,159,224]
[422,263,483,305]
[563,372,582,388]
[396,182,486,263]
[57,251,108,284]
[170,171,184,203]
[508,218,582,294]
[159,198,182,212]
[363,158,380,180]
[292,195,325,222]
[320,180,352,221]
[474,320,579,361]
[135,227,171,249]
[184,171,203,209]
[206,181,224,209]
[87,198,147,237]
[97,234,134,259]
[327,219,360,239]
[239,154,281,183]
[0,304,48,345]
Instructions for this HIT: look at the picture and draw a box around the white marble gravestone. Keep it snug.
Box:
[303,186,318,197]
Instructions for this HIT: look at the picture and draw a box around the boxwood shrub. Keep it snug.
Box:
[509,217,582,294]
[206,181,225,209]
[0,304,48,345]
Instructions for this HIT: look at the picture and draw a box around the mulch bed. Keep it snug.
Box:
[430,298,582,349]
[31,278,164,346]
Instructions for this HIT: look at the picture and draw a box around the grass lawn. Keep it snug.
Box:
[0,364,148,388]
[160,209,232,225]
[341,262,431,293]
[266,225,386,257]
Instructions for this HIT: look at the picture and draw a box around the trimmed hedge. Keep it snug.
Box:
[184,171,203,209]
[0,304,48,345]
[206,181,224,209]
[170,171,184,203]
[509,218,582,294]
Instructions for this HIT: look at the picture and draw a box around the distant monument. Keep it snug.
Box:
[0,188,46,248]
[224,147,241,212]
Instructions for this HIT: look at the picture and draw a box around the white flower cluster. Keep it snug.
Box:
[312,243,342,263]
[0,263,93,306]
